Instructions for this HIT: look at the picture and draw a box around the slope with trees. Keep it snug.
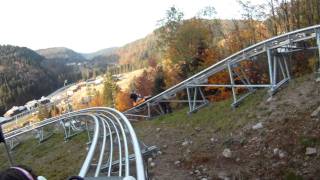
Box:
[110,0,320,112]
[0,45,57,115]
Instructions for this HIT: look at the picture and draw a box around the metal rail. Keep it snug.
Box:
[3,107,147,180]
[124,24,320,117]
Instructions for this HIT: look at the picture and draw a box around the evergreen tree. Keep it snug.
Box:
[103,73,117,107]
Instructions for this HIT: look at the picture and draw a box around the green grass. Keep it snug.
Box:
[299,136,320,148]
[136,89,267,136]
[0,132,88,180]
[284,170,303,180]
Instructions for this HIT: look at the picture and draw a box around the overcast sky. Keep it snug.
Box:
[0,0,265,53]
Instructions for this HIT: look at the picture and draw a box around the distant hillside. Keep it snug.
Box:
[0,45,57,115]
[0,45,86,115]
[37,47,86,62]
[116,33,159,64]
[82,47,118,60]
[85,53,119,74]
[111,19,244,65]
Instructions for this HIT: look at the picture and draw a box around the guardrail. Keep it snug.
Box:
[124,24,320,118]
[3,107,148,180]
[46,83,75,98]
[2,83,75,125]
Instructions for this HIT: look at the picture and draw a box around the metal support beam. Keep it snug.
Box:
[278,57,286,79]
[186,87,192,113]
[283,54,291,80]
[231,90,255,107]
[7,137,20,150]
[267,49,274,93]
[157,104,165,115]
[147,103,151,118]
[316,29,320,80]
[233,68,254,92]
[273,55,278,86]
[227,62,237,104]
[192,87,198,110]
[239,68,253,90]
[269,52,291,95]
[35,127,53,143]
[60,118,84,141]
[186,87,208,114]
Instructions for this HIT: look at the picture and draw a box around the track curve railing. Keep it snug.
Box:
[3,107,146,180]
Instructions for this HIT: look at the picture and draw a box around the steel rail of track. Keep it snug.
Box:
[3,107,145,180]
[124,24,320,115]
[78,113,100,177]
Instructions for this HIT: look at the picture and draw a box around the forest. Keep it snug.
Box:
[0,46,90,115]
[0,45,56,115]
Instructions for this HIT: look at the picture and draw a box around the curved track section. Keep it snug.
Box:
[4,107,146,180]
[124,25,320,118]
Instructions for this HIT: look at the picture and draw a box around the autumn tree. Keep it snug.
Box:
[89,92,104,107]
[134,70,154,96]
[115,90,132,111]
[157,6,184,53]
[50,105,60,117]
[148,58,158,69]
[153,66,166,95]
[38,105,51,121]
[162,59,183,88]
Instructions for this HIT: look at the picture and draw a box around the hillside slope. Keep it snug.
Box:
[135,73,320,179]
[111,19,245,65]
[0,45,57,115]
[1,73,319,179]
[0,45,85,115]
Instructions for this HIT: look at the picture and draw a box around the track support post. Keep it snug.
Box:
[267,48,274,94]
[60,118,84,141]
[186,86,208,114]
[316,28,320,80]
[147,102,151,119]
[227,62,237,106]
[35,127,53,143]
[7,137,20,150]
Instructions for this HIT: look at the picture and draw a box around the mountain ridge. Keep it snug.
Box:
[36,47,86,62]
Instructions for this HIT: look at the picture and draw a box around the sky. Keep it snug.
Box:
[0,0,265,53]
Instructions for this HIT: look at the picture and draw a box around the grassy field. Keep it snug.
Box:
[135,89,267,137]
[0,132,88,180]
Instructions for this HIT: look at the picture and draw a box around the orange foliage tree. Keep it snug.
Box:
[206,70,231,101]
[89,92,104,107]
[134,69,154,96]
[115,90,133,112]
[162,59,184,88]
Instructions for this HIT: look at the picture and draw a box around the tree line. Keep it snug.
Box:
[64,0,320,112]
[109,0,320,111]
